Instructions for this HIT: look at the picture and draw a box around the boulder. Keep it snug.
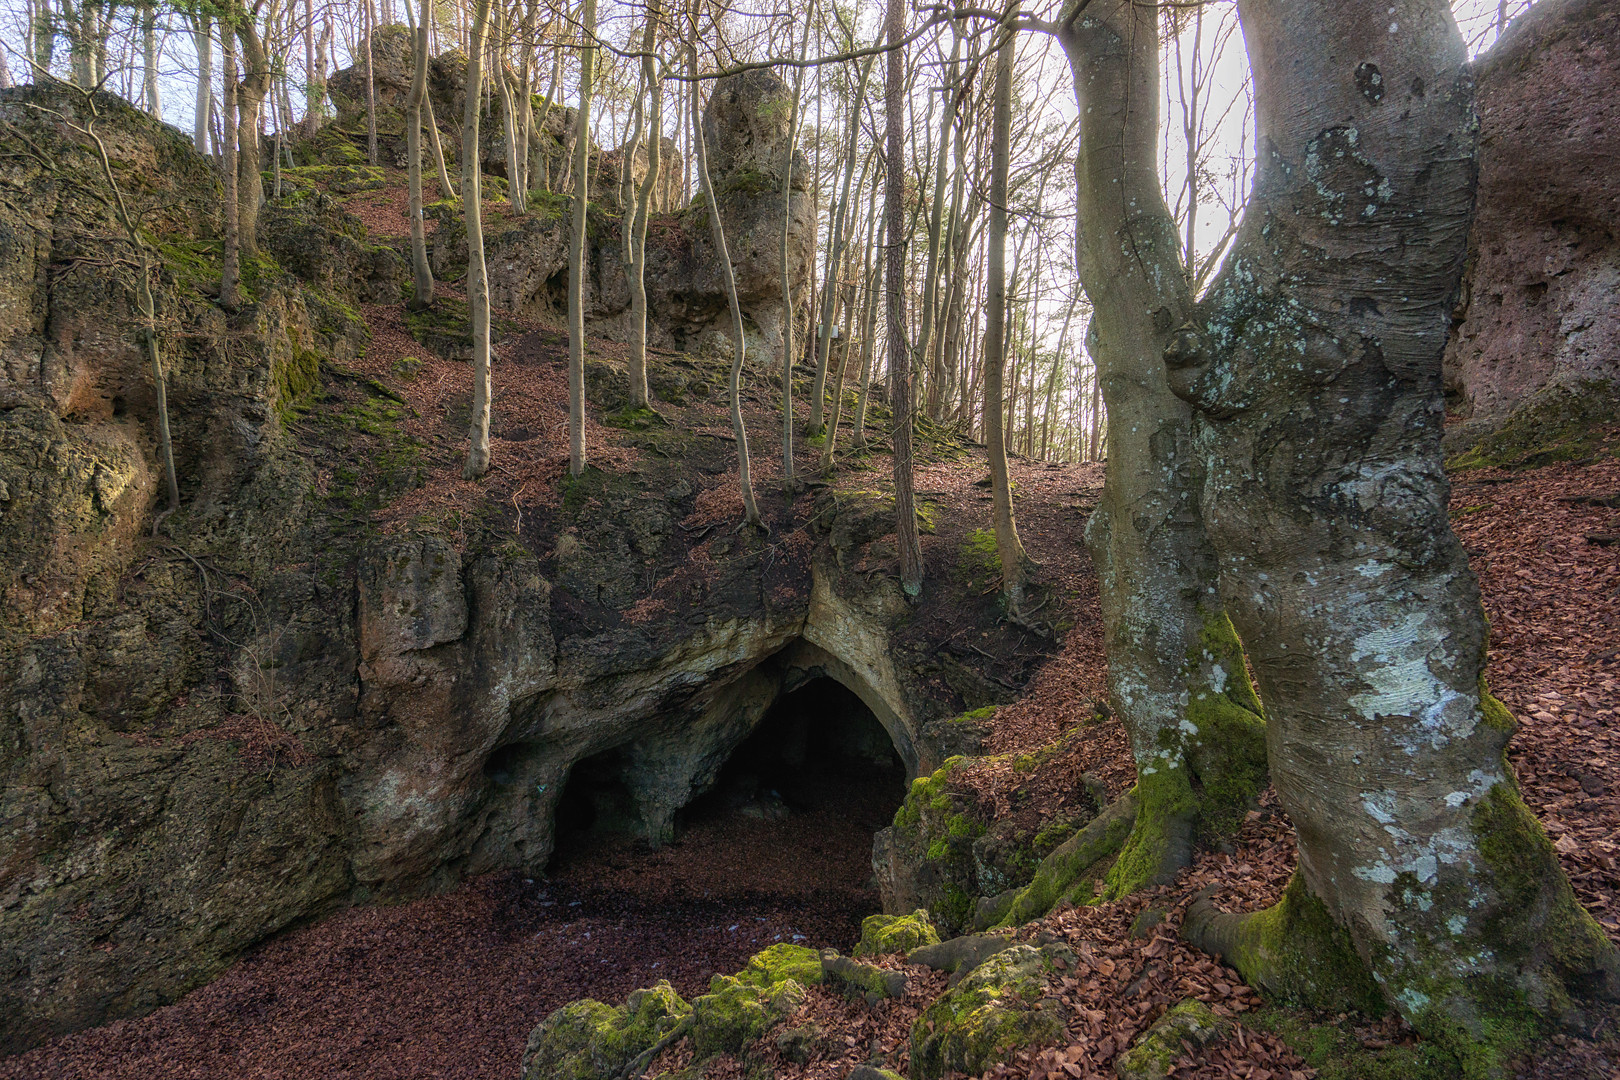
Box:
[1113,1000,1231,1080]
[855,909,941,958]
[520,981,690,1080]
[909,944,1069,1079]
[821,952,909,1005]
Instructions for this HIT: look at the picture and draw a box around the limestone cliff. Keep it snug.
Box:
[0,84,1047,1054]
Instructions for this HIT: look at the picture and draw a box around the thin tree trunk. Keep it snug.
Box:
[921,34,959,422]
[882,0,922,597]
[140,2,160,117]
[221,31,240,308]
[193,15,212,154]
[406,2,434,308]
[496,13,526,215]
[690,49,761,527]
[423,92,455,198]
[777,5,814,484]
[364,0,379,165]
[566,0,596,476]
[851,208,884,448]
[983,26,1029,609]
[625,0,661,410]
[810,53,874,438]
[821,158,879,471]
[461,0,494,478]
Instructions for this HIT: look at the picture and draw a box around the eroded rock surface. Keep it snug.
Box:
[1443,0,1620,446]
[0,86,1037,1053]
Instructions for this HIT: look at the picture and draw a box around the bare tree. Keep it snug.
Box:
[624,0,663,409]
[883,0,922,596]
[405,0,433,308]
[462,0,494,479]
[982,22,1029,609]
[566,0,596,476]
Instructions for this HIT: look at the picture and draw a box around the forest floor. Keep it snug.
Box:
[7,172,1616,1080]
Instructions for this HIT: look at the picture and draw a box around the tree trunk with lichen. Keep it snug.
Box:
[1173,1,1619,1070]
[1055,0,1268,905]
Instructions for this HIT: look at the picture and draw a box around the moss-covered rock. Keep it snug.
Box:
[689,944,821,1056]
[878,743,1099,933]
[1115,1000,1231,1080]
[691,975,808,1057]
[1446,379,1620,471]
[909,944,1067,1079]
[520,980,690,1080]
[856,910,940,958]
[821,952,908,1005]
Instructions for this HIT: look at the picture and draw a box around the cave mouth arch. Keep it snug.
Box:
[548,674,909,883]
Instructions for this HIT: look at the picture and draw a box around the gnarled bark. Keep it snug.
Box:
[1173,0,1619,1069]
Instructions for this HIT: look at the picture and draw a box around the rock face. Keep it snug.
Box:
[1442,0,1620,444]
[0,86,1032,1053]
[432,67,814,362]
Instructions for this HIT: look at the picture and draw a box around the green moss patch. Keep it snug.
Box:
[520,981,690,1080]
[1116,1000,1231,1080]
[1248,1010,1462,1080]
[856,910,940,958]
[1447,379,1620,471]
[909,944,1066,1079]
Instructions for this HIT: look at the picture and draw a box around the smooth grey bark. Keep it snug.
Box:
[139,2,160,118]
[1056,0,1267,901]
[461,0,494,479]
[625,0,662,409]
[192,16,213,153]
[406,6,433,309]
[566,0,596,477]
[983,25,1029,610]
[1170,0,1619,1065]
[423,92,455,198]
[882,0,923,596]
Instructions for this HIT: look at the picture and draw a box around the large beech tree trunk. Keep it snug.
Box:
[1174,0,1619,1068]
[1057,0,1267,903]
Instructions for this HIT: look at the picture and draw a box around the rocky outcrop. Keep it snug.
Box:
[1442,0,1620,448]
[0,86,1039,1053]
[431,67,814,361]
[325,26,682,209]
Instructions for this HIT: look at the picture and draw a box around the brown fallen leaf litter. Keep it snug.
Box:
[7,177,1617,1080]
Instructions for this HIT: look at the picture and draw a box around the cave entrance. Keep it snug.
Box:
[548,676,907,900]
[681,676,907,830]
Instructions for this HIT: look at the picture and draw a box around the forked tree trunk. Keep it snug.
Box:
[1056,0,1267,904]
[461,0,494,479]
[406,6,433,308]
[566,0,596,476]
[1175,0,1619,1067]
